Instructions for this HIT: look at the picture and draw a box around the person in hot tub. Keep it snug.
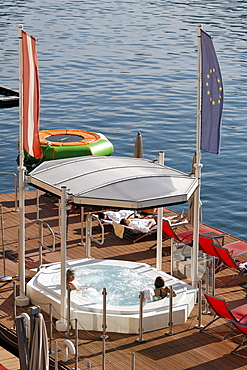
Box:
[66,268,80,291]
[154,276,176,299]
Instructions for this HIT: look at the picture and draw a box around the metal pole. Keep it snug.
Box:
[78,206,85,246]
[156,151,164,271]
[203,267,211,314]
[170,239,174,276]
[195,280,204,328]
[56,186,67,331]
[16,24,29,307]
[55,199,61,234]
[212,256,215,296]
[54,340,58,370]
[0,204,12,281]
[67,284,72,337]
[11,281,17,330]
[38,223,43,269]
[131,353,135,370]
[85,214,92,258]
[136,291,145,343]
[191,24,203,288]
[36,189,40,219]
[166,286,174,335]
[87,362,91,369]
[73,318,79,370]
[102,288,108,338]
[13,172,18,211]
[49,303,54,354]
[102,334,106,370]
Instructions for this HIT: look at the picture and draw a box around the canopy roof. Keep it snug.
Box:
[26,156,198,209]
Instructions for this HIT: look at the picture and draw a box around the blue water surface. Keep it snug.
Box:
[0,0,246,239]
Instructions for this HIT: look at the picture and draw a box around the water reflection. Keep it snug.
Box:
[0,0,246,239]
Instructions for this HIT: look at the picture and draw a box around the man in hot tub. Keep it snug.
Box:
[66,268,80,291]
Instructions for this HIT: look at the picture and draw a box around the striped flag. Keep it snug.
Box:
[22,30,42,158]
[201,30,223,154]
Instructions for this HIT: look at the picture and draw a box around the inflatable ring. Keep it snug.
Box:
[23,129,114,171]
[39,129,102,147]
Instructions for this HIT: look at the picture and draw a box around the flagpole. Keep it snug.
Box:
[16,24,29,306]
[191,24,202,288]
[156,151,164,271]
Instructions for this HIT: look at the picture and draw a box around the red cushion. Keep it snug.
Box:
[0,364,8,370]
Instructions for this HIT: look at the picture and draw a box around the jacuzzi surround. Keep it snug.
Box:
[27,259,197,334]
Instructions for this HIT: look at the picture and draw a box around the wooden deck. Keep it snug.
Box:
[0,190,247,369]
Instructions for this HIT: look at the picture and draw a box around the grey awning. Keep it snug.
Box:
[26,156,198,209]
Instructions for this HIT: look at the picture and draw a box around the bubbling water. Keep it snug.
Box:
[75,264,154,306]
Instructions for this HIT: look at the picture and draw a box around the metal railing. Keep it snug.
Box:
[25,219,56,270]
[0,172,18,211]
[85,213,105,258]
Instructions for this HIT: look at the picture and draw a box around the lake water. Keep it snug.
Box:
[0,0,246,240]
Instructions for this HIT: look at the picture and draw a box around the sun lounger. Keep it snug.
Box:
[97,211,188,243]
[162,219,223,246]
[230,321,247,356]
[213,244,247,285]
[201,293,247,340]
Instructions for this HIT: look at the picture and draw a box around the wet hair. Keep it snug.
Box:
[66,268,76,280]
[155,276,165,289]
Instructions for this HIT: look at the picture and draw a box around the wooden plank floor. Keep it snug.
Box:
[0,190,247,369]
[0,346,20,370]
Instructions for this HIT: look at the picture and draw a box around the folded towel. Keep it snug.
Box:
[112,221,125,238]
[143,288,154,302]
[239,262,247,270]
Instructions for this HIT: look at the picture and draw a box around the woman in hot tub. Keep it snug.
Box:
[154,276,176,299]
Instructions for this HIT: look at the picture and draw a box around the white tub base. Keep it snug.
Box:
[27,258,196,334]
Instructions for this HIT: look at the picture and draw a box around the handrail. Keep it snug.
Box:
[0,172,18,211]
[25,219,56,252]
[89,213,105,245]
[25,219,56,270]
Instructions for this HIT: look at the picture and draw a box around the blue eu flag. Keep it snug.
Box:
[201,30,223,154]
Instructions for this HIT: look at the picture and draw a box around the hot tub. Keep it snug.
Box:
[27,258,196,334]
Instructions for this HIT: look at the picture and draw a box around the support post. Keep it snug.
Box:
[74,319,80,370]
[132,353,135,370]
[16,24,29,306]
[191,24,203,288]
[85,214,92,258]
[11,281,17,330]
[102,334,106,370]
[212,256,215,296]
[66,284,72,337]
[156,151,164,271]
[136,291,145,343]
[56,186,67,331]
[49,303,54,354]
[195,280,204,328]
[54,341,59,370]
[36,189,40,219]
[166,286,174,335]
[101,287,109,340]
[78,206,85,246]
[203,267,211,314]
